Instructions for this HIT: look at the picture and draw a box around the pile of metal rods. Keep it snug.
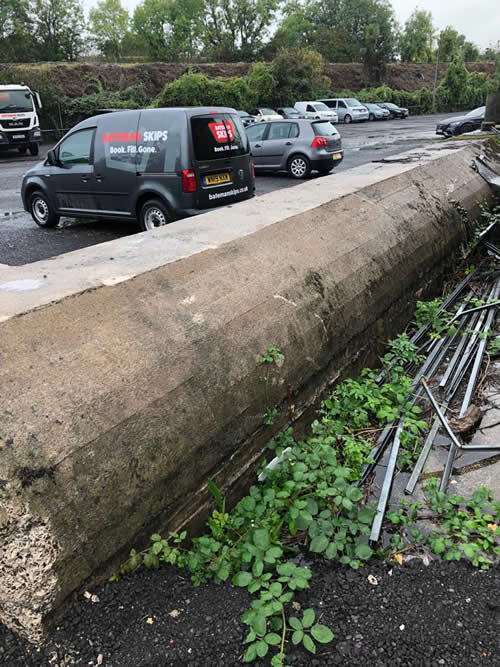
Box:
[368,230,500,543]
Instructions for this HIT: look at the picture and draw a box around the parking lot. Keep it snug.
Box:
[0,113,456,266]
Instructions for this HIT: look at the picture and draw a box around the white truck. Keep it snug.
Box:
[0,84,43,156]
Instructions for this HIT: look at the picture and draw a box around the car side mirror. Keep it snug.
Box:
[46,149,58,166]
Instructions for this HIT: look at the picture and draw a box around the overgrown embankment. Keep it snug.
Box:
[0,59,495,132]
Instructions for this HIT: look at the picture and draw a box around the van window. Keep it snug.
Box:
[306,105,315,112]
[138,109,182,173]
[191,113,248,161]
[345,99,362,106]
[338,101,347,108]
[321,100,336,109]
[58,129,95,165]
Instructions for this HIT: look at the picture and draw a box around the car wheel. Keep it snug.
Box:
[139,198,172,232]
[369,113,375,121]
[344,114,352,124]
[29,190,59,228]
[288,155,311,179]
[29,143,39,156]
[461,123,473,134]
[18,146,27,154]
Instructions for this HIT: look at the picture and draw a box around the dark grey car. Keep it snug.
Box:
[22,106,255,231]
[246,119,343,179]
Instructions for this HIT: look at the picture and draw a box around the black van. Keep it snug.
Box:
[21,107,255,231]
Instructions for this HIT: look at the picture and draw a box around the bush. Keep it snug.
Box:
[155,70,254,110]
[270,48,330,106]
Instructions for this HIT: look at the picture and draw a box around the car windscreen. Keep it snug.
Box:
[384,103,397,109]
[312,122,338,136]
[0,90,33,112]
[191,113,249,161]
[345,99,361,106]
[259,108,276,115]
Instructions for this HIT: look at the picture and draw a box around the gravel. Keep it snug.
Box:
[1,559,499,666]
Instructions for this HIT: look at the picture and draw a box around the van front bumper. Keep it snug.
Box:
[0,127,42,146]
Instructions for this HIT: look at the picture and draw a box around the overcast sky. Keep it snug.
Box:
[83,0,500,51]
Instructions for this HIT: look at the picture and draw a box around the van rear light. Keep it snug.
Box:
[311,136,328,148]
[182,169,197,193]
[251,159,255,179]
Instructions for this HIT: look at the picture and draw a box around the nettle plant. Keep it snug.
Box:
[388,479,500,569]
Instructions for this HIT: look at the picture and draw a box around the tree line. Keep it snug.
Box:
[1,0,499,72]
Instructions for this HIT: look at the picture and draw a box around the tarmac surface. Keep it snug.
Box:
[0,113,456,266]
[1,560,498,666]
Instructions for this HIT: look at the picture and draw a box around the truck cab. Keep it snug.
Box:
[0,84,42,156]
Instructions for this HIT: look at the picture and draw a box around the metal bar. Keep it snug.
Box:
[440,443,458,493]
[483,241,500,259]
[357,423,394,485]
[405,411,444,494]
[459,281,500,415]
[370,423,403,543]
[421,378,500,452]
[439,310,481,388]
[444,307,489,396]
[447,301,499,326]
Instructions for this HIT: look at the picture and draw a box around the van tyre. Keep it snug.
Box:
[344,114,352,124]
[29,143,39,156]
[30,190,59,228]
[139,198,172,232]
[288,155,311,179]
[369,113,375,121]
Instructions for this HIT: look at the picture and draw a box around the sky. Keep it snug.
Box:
[82,0,500,52]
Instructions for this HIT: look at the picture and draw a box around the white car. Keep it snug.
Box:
[294,101,338,123]
[252,107,282,122]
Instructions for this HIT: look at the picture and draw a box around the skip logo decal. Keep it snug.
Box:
[209,122,235,143]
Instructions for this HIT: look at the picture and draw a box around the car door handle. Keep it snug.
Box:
[81,177,90,183]
[285,142,292,145]
[95,174,103,183]
[254,144,261,148]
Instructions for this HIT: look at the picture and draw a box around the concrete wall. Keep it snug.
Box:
[0,141,497,642]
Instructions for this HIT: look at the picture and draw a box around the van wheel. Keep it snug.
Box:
[30,190,59,228]
[29,143,39,156]
[139,198,172,232]
[288,155,311,179]
[344,114,352,124]
[369,113,375,121]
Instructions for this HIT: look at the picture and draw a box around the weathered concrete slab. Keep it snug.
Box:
[0,140,498,642]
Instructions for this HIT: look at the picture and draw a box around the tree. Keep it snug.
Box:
[89,0,130,61]
[0,0,34,61]
[439,26,464,62]
[133,0,204,61]
[33,0,85,61]
[462,41,480,62]
[271,47,329,105]
[202,0,281,61]
[399,9,435,63]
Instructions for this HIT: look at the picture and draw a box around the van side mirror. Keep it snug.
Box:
[46,149,57,166]
[35,92,42,109]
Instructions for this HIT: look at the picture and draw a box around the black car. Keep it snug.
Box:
[436,106,485,137]
[276,107,304,119]
[22,106,255,232]
[237,110,255,127]
[378,102,409,119]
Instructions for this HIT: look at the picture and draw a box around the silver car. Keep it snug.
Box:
[246,118,343,179]
[363,103,390,121]
[318,98,369,123]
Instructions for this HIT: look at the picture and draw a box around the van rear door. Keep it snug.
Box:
[189,113,254,209]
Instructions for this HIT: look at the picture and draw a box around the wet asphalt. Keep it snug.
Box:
[0,113,457,267]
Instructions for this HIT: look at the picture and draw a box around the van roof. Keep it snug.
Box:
[75,106,239,130]
[0,84,30,91]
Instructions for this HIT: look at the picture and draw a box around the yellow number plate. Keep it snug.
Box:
[204,172,231,186]
[332,152,342,160]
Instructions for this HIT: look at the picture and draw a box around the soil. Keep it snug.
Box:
[0,61,495,99]
[1,559,499,666]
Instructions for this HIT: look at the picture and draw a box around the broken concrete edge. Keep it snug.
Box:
[1,210,23,218]
[0,139,488,323]
[0,139,498,643]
